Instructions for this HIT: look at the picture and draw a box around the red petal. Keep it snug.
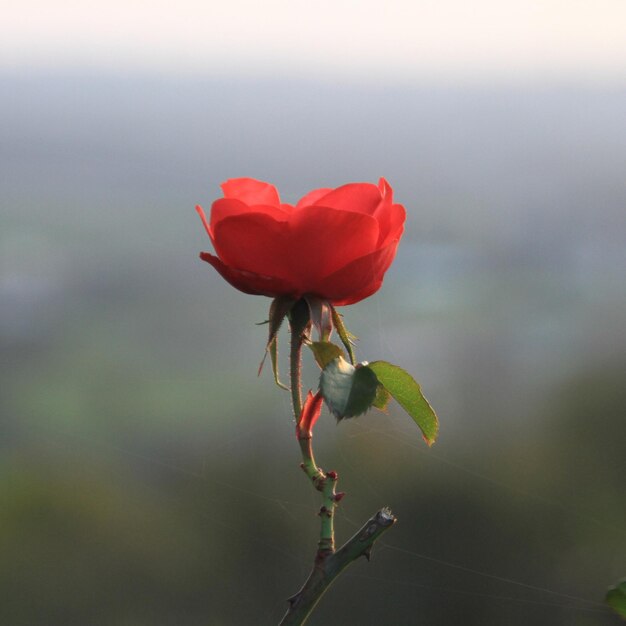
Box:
[312,239,401,305]
[210,198,287,236]
[312,183,382,215]
[287,206,380,282]
[296,187,333,209]
[199,252,299,298]
[213,213,292,281]
[296,390,324,439]
[221,178,281,207]
[196,205,211,238]
[378,177,393,203]
[213,207,379,290]
[363,180,404,247]
[376,202,406,247]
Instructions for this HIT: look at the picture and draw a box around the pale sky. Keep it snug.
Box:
[2,0,626,80]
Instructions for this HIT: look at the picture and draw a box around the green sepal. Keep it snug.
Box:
[331,306,357,365]
[372,384,391,411]
[308,341,345,370]
[606,579,626,619]
[269,336,288,390]
[319,356,379,420]
[258,296,296,389]
[287,298,311,336]
[366,361,439,446]
[268,296,297,344]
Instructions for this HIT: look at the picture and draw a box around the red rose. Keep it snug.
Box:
[196,177,405,306]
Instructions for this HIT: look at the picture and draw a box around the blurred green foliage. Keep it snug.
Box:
[607,580,626,619]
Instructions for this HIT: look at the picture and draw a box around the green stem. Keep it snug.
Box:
[298,437,336,554]
[279,509,397,625]
[280,308,398,625]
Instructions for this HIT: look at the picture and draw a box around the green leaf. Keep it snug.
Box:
[606,579,626,619]
[319,357,379,419]
[308,341,345,370]
[366,361,439,446]
[372,384,391,411]
[331,306,357,365]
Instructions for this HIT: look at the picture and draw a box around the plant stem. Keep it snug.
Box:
[279,508,397,625]
[298,436,336,554]
[280,310,398,625]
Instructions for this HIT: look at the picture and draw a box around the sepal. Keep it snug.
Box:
[258,296,296,389]
[330,306,357,364]
[307,341,345,370]
[295,390,324,439]
[304,296,333,341]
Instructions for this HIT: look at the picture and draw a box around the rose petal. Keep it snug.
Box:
[296,187,333,209]
[367,180,405,246]
[286,206,379,284]
[213,213,292,280]
[376,202,406,247]
[221,178,281,207]
[196,205,211,238]
[378,177,393,203]
[311,239,401,306]
[199,252,299,298]
[213,207,380,289]
[312,183,382,215]
[210,198,287,236]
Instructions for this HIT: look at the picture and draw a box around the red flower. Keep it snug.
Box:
[197,177,405,306]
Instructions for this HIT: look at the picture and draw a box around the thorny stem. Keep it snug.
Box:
[298,436,337,554]
[279,307,397,625]
[289,303,334,551]
[279,508,397,626]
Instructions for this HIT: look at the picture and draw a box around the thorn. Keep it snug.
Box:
[326,470,338,481]
[317,505,332,518]
[333,491,346,503]
[313,477,325,492]
[363,546,372,562]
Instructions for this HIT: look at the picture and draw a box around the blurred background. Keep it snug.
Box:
[1,1,625,624]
